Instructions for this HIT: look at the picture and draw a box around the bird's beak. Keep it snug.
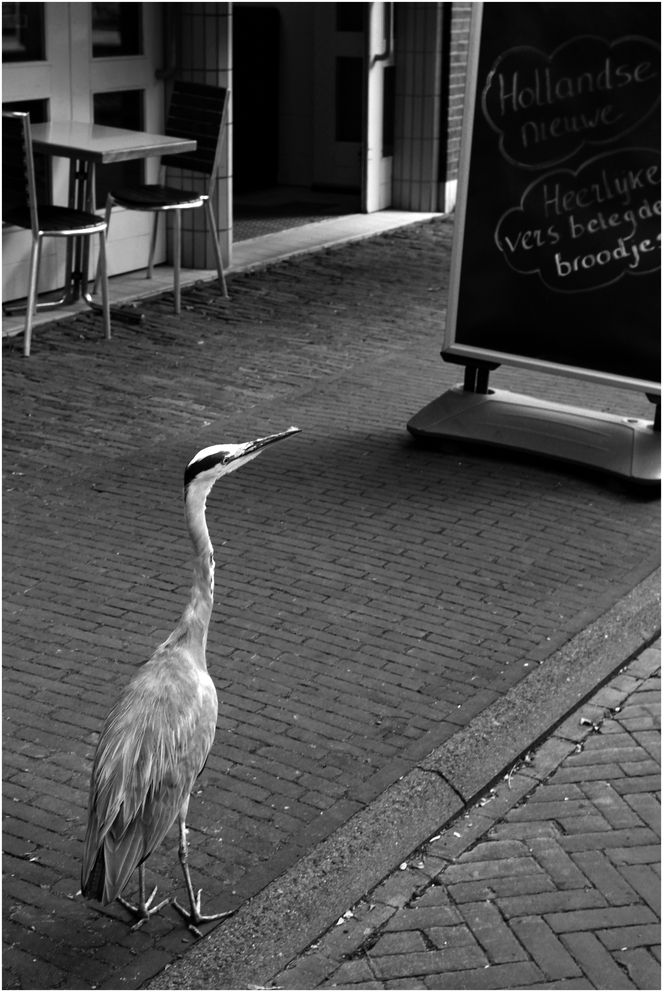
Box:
[234,426,301,460]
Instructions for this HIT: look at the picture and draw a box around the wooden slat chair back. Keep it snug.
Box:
[2,111,111,356]
[99,82,229,313]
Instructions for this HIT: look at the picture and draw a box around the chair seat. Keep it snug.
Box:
[4,204,106,234]
[110,184,205,210]
[97,82,229,315]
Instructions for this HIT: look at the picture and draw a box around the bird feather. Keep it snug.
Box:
[82,640,217,904]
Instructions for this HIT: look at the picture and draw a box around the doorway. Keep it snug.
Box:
[231,2,363,244]
[230,2,396,244]
[312,2,364,193]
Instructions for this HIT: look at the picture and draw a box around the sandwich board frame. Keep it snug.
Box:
[408,2,661,483]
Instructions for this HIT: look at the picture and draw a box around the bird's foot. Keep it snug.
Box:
[117,886,170,931]
[172,890,234,938]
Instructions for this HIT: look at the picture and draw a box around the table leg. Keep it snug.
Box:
[6,152,143,324]
[80,159,143,324]
[71,157,91,302]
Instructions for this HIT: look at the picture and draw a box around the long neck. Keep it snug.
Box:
[178,482,216,657]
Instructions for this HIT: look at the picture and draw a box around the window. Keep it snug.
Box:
[382,65,395,157]
[92,3,143,58]
[2,3,45,63]
[336,4,364,33]
[336,57,363,142]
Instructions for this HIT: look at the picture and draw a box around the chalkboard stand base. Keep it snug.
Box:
[407,385,660,485]
[646,393,661,434]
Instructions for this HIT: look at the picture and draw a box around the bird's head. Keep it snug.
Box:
[184,426,301,495]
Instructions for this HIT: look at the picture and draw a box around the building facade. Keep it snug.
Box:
[2,2,471,303]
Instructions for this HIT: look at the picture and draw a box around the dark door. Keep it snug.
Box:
[233,7,280,192]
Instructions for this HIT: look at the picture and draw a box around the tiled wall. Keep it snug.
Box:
[166,2,232,269]
[393,2,445,212]
[393,2,471,214]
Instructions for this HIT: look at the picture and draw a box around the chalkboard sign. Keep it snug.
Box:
[445,2,661,393]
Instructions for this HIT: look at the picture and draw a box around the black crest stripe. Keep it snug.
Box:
[183,451,225,488]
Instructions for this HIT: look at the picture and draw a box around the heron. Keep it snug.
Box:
[81,426,301,935]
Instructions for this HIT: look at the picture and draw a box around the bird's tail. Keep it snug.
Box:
[81,847,106,903]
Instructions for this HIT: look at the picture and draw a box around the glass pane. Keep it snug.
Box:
[382,65,395,157]
[92,3,143,58]
[335,57,363,143]
[336,4,364,33]
[2,98,50,203]
[93,90,144,205]
[2,2,45,62]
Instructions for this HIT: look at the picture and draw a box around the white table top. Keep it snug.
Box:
[30,121,196,164]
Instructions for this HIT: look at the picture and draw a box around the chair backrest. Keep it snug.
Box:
[2,111,38,235]
[160,81,229,183]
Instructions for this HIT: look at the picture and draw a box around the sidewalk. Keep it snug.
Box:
[3,216,660,991]
[2,208,438,340]
[271,641,661,991]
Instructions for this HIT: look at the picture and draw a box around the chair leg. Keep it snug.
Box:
[173,210,182,314]
[97,230,111,340]
[204,198,228,298]
[23,236,41,357]
[94,195,114,295]
[147,212,160,280]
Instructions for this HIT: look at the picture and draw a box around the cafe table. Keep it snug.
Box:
[15,121,197,321]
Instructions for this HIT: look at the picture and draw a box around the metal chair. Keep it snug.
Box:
[100,81,229,314]
[2,111,111,357]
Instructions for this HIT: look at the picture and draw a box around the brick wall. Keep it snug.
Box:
[392,2,472,214]
[436,0,472,211]
[445,2,472,184]
[392,3,445,212]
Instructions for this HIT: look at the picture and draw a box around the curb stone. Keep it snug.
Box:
[145,572,660,990]
[270,639,661,991]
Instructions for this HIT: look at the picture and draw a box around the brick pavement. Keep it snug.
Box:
[271,642,661,991]
[2,218,660,990]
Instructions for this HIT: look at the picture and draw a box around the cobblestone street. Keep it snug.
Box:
[3,217,660,990]
[272,642,660,991]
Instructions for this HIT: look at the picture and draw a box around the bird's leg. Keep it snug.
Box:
[117,863,170,931]
[171,816,234,937]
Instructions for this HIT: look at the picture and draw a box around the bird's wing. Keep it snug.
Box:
[82,656,217,904]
